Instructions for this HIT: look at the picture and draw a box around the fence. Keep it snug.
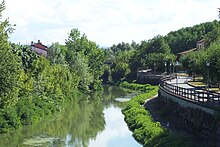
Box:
[160,75,220,108]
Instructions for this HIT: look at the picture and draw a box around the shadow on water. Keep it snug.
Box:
[0,85,140,147]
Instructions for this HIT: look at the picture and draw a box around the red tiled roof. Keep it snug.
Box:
[31,43,48,51]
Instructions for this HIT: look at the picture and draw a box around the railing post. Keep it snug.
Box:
[160,75,220,108]
[212,94,214,106]
[190,89,192,100]
[197,91,200,102]
[218,94,220,106]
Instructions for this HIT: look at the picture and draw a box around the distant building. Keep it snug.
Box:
[136,69,163,85]
[177,39,206,60]
[31,40,48,56]
[196,39,205,50]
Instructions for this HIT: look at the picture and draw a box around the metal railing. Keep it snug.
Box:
[160,75,220,108]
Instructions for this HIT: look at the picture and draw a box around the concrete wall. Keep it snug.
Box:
[159,88,214,115]
[158,87,220,146]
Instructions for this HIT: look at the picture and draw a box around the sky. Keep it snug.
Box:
[2,0,219,47]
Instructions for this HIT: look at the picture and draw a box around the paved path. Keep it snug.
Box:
[165,75,214,100]
[166,76,194,89]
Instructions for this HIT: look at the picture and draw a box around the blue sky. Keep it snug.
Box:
[3,0,219,47]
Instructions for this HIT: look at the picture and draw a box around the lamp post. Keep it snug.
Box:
[176,61,180,86]
[164,62,167,75]
[206,61,210,99]
[169,63,172,75]
[154,63,156,75]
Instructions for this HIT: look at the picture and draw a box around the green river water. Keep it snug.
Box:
[0,85,141,147]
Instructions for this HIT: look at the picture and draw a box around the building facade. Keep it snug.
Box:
[31,40,48,56]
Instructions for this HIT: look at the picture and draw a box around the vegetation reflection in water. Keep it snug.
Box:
[0,85,140,147]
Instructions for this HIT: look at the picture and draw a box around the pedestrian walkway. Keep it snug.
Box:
[160,75,220,107]
[166,76,193,89]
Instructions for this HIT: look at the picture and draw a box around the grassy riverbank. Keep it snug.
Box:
[121,82,193,146]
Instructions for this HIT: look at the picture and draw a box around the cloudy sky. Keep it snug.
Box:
[2,0,219,47]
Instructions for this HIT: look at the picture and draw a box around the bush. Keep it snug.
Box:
[122,83,192,146]
[0,108,21,133]
[119,81,151,92]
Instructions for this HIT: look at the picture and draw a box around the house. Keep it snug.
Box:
[31,40,48,56]
[196,39,205,50]
[177,39,206,61]
[136,69,163,85]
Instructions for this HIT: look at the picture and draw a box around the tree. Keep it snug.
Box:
[140,35,170,55]
[180,51,202,81]
[65,28,105,90]
[204,40,220,85]
[111,51,133,81]
[165,20,220,54]
[48,42,67,65]
[0,1,23,108]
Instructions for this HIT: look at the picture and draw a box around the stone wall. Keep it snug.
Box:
[158,88,220,146]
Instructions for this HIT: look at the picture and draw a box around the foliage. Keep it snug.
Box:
[65,28,106,90]
[122,83,192,146]
[0,108,21,133]
[106,20,220,83]
[139,35,170,55]
[107,35,175,82]
[111,50,133,81]
[120,81,153,92]
[110,42,134,53]
[165,20,220,54]
[180,51,203,79]
[180,37,220,85]
[47,42,67,65]
[0,3,105,132]
[197,39,220,84]
[0,1,23,109]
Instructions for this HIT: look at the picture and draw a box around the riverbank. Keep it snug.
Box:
[121,83,194,146]
[0,85,141,146]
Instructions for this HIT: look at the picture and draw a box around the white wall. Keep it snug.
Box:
[31,47,47,56]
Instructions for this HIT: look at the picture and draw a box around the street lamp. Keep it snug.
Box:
[169,63,172,75]
[206,61,210,98]
[176,61,180,86]
[154,63,156,75]
[164,62,167,75]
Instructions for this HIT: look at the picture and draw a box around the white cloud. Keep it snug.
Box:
[2,0,219,46]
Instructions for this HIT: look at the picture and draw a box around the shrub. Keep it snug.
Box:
[122,83,192,146]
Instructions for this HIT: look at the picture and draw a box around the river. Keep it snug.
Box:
[0,85,141,147]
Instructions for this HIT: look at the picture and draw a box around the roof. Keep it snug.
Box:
[197,39,205,44]
[31,43,48,51]
[177,48,197,55]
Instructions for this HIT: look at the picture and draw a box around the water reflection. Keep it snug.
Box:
[0,85,140,147]
[89,105,140,147]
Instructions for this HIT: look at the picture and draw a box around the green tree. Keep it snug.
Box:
[0,1,23,108]
[140,35,170,55]
[165,20,220,54]
[65,28,105,90]
[180,51,202,80]
[111,51,133,81]
[48,42,67,65]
